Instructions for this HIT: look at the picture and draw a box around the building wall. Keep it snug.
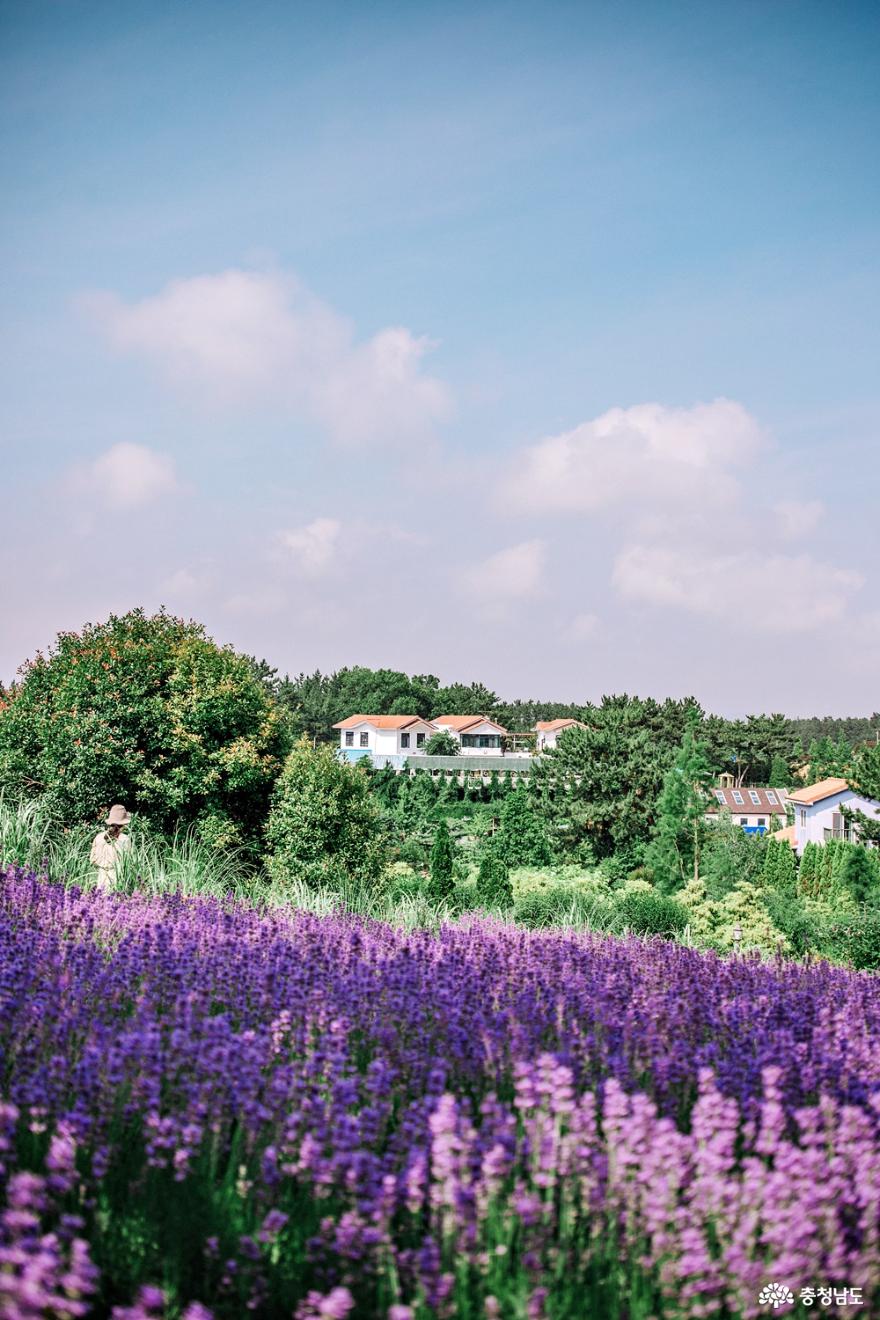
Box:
[792,790,880,853]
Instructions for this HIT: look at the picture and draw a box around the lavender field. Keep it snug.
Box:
[2,866,880,1318]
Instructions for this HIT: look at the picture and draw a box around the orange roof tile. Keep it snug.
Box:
[534,718,583,732]
[786,777,850,806]
[332,715,433,731]
[770,824,797,848]
[433,714,508,734]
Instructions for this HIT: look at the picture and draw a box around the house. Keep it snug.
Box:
[534,718,585,752]
[333,715,436,762]
[705,785,788,835]
[786,777,880,854]
[431,715,508,755]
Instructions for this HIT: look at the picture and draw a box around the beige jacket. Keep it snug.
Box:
[90,830,130,891]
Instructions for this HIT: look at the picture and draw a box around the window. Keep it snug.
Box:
[766,791,778,805]
[359,732,369,748]
[462,734,477,747]
[799,808,807,826]
[740,817,748,826]
[714,790,726,803]
[345,732,354,747]
[732,791,744,805]
[749,791,760,805]
[478,735,494,747]
[401,733,410,749]
[758,818,766,827]
[416,733,425,747]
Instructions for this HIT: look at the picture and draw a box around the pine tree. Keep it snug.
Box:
[769,754,789,788]
[496,787,552,867]
[646,722,714,893]
[842,744,880,845]
[428,820,455,902]
[476,845,513,908]
[840,844,878,904]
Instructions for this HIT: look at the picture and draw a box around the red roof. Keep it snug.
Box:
[706,787,788,816]
[534,719,583,732]
[332,715,433,731]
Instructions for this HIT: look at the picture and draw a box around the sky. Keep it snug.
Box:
[1,0,878,716]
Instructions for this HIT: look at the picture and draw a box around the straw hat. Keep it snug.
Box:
[105,804,132,826]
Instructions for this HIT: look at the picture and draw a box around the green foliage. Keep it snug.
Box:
[701,812,767,898]
[645,722,714,893]
[266,741,387,893]
[475,846,513,908]
[428,819,456,902]
[495,787,552,867]
[838,844,880,904]
[843,743,880,844]
[769,754,790,787]
[678,878,788,955]
[423,730,459,756]
[806,734,852,782]
[797,841,823,897]
[613,884,688,937]
[0,609,290,847]
[762,891,820,957]
[761,837,797,896]
[819,911,880,971]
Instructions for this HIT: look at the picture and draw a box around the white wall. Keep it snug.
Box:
[792,789,880,853]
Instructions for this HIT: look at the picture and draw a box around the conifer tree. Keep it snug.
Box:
[646,721,714,893]
[428,819,455,902]
[496,787,553,867]
[475,845,513,908]
[798,841,821,898]
[840,844,879,904]
[769,754,789,788]
[842,744,880,845]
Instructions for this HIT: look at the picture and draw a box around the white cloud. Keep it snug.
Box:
[85,269,451,446]
[462,539,546,604]
[612,543,863,633]
[568,611,602,641]
[70,442,179,511]
[502,399,765,515]
[277,517,341,576]
[773,499,825,540]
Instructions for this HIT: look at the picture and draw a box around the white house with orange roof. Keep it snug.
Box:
[333,715,436,762]
[533,718,585,752]
[431,714,508,755]
[786,777,880,854]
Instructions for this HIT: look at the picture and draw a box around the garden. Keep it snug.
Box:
[2,610,880,1317]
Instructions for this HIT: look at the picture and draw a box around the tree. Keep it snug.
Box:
[424,730,459,756]
[496,787,552,867]
[797,841,822,898]
[769,754,790,787]
[701,812,767,898]
[475,845,513,908]
[0,609,290,848]
[839,844,879,905]
[266,740,387,891]
[645,722,714,893]
[762,837,796,896]
[842,744,880,845]
[432,681,498,717]
[428,819,455,901]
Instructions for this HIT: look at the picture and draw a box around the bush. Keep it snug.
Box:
[762,891,820,957]
[514,885,581,928]
[423,730,459,756]
[614,887,688,938]
[266,741,387,893]
[475,848,513,909]
[495,789,552,867]
[819,911,880,971]
[0,609,290,848]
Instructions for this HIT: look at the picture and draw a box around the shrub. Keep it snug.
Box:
[475,848,513,909]
[266,741,387,893]
[839,845,880,904]
[424,730,459,756]
[0,610,290,848]
[513,885,580,928]
[762,891,820,957]
[819,911,880,971]
[614,887,688,938]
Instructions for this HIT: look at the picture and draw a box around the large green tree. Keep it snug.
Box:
[645,723,714,893]
[496,787,552,867]
[0,609,290,847]
[843,743,880,845]
[266,740,387,891]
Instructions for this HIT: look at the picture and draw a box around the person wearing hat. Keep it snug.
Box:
[90,805,132,892]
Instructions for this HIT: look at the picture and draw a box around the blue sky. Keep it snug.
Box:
[2,0,878,714]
